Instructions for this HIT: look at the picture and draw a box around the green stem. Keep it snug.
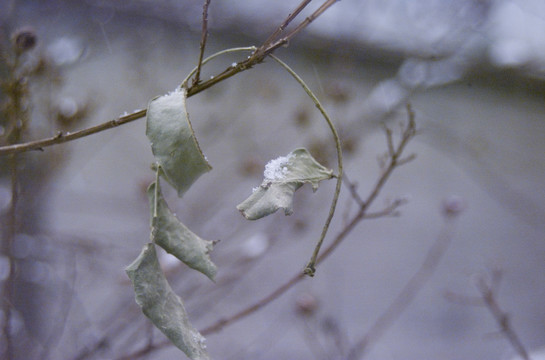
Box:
[268,54,343,277]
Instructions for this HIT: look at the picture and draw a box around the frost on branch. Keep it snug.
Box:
[146,87,212,197]
[148,181,217,281]
[237,148,334,220]
[125,243,211,360]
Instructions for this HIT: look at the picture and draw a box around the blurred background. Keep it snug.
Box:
[0,0,544,359]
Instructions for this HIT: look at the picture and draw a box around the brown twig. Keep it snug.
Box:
[192,0,211,87]
[0,0,339,157]
[270,0,338,52]
[475,274,530,360]
[119,106,418,360]
[261,0,312,49]
[0,109,146,156]
[185,0,339,96]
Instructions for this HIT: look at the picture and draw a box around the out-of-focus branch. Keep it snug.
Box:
[346,216,459,360]
[475,273,530,360]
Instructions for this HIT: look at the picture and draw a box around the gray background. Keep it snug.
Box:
[1,0,544,359]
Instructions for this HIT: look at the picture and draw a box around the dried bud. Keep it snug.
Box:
[12,27,37,54]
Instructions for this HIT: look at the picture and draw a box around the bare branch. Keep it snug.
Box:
[385,126,394,157]
[0,0,340,157]
[259,0,339,57]
[342,172,365,208]
[475,275,530,360]
[261,0,312,49]
[363,198,408,219]
[0,109,146,156]
[192,0,212,87]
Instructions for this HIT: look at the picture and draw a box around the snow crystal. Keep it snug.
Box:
[192,333,207,349]
[231,62,237,67]
[263,153,293,181]
[166,87,182,96]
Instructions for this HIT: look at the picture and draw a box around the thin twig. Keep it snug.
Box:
[264,0,338,54]
[185,0,339,96]
[475,276,530,360]
[0,109,146,156]
[192,0,211,87]
[362,198,408,219]
[0,0,339,157]
[261,0,312,49]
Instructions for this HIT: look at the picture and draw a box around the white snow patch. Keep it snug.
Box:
[263,153,294,181]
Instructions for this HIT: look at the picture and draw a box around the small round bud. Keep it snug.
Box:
[12,27,37,53]
[442,195,466,217]
[295,292,318,316]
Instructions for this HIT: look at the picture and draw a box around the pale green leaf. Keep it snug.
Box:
[148,181,217,281]
[125,243,211,360]
[237,148,334,220]
[146,88,212,197]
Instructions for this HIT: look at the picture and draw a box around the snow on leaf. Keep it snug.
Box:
[146,87,212,197]
[125,243,211,360]
[148,181,217,281]
[237,148,334,220]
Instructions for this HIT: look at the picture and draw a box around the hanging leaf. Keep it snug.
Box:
[146,88,212,197]
[237,148,334,220]
[126,243,211,360]
[148,181,217,281]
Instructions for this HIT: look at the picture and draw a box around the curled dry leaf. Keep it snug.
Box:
[237,148,334,220]
[125,243,211,360]
[146,88,212,197]
[148,181,217,281]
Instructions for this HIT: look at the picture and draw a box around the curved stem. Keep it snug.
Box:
[181,46,257,89]
[268,54,343,277]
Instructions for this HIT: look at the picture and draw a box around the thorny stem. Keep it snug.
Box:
[268,54,343,277]
[121,107,417,360]
[0,0,339,157]
[192,0,211,87]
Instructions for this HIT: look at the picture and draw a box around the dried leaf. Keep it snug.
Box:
[146,88,212,197]
[237,148,333,220]
[148,181,217,281]
[125,243,210,360]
